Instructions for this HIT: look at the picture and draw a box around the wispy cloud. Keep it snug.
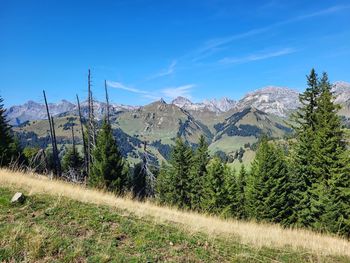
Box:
[107,81,148,94]
[161,84,195,99]
[219,48,296,65]
[187,5,349,63]
[148,60,177,80]
[107,81,195,101]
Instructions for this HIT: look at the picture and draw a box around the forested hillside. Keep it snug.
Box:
[1,69,350,242]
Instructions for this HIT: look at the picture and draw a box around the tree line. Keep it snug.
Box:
[0,68,349,238]
[155,69,350,238]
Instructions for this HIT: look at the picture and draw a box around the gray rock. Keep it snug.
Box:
[11,192,26,204]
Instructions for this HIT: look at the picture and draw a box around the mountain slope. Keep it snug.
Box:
[1,169,349,262]
[209,107,291,157]
[115,99,213,145]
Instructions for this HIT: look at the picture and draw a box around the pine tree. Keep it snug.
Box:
[246,136,291,223]
[246,136,270,219]
[89,120,127,193]
[291,69,322,227]
[155,137,193,208]
[0,96,19,167]
[222,167,238,217]
[168,137,193,208]
[202,157,228,214]
[310,73,350,234]
[189,135,209,211]
[156,161,172,204]
[236,165,247,219]
[325,151,350,237]
[62,146,83,173]
[263,146,293,225]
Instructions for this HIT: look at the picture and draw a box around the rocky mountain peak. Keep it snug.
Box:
[236,86,300,117]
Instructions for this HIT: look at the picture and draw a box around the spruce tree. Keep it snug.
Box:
[246,137,291,223]
[310,73,350,234]
[189,135,209,211]
[236,165,247,219]
[89,120,127,193]
[246,136,271,219]
[325,151,350,237]
[222,167,238,217]
[291,69,322,227]
[156,137,192,208]
[62,146,83,173]
[0,96,14,166]
[202,157,228,214]
[156,161,173,204]
[263,146,293,225]
[168,137,193,208]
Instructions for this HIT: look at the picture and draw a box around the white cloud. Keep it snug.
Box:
[187,5,348,63]
[148,60,177,80]
[107,80,195,101]
[107,81,148,94]
[160,84,195,100]
[219,48,296,64]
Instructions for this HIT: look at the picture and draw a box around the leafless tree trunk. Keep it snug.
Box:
[76,94,88,175]
[51,116,61,176]
[105,80,110,124]
[43,90,61,176]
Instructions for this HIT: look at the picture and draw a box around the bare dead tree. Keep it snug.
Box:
[43,90,59,176]
[76,94,88,174]
[105,79,110,124]
[51,116,62,176]
[90,91,96,146]
[87,69,96,176]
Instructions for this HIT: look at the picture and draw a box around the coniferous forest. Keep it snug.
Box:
[1,69,350,238]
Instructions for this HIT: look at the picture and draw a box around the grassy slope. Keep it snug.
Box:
[1,170,350,262]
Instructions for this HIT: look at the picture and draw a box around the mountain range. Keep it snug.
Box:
[7,81,350,166]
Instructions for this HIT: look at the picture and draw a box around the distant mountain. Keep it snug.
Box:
[171,96,237,113]
[171,87,300,117]
[115,99,213,146]
[6,100,138,125]
[6,100,76,125]
[235,86,300,117]
[6,81,350,125]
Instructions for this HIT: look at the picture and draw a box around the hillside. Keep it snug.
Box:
[1,169,350,262]
[7,81,350,166]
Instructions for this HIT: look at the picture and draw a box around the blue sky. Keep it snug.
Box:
[1,0,350,107]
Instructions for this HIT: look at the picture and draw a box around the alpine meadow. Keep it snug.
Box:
[1,1,350,262]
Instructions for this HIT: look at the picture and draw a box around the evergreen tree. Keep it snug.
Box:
[236,165,247,219]
[189,135,209,211]
[202,157,228,214]
[155,137,193,208]
[222,167,238,217]
[0,96,15,166]
[246,137,291,223]
[291,69,322,227]
[324,151,350,237]
[62,145,83,173]
[89,120,127,193]
[310,73,350,234]
[156,161,173,204]
[169,137,193,208]
[263,146,293,225]
[246,136,270,219]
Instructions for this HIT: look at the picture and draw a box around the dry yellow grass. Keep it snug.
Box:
[1,168,350,258]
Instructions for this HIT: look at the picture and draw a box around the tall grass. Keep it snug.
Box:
[1,168,350,257]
